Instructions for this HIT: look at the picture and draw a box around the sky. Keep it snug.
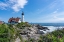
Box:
[0,0,64,23]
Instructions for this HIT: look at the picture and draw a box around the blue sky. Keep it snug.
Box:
[0,0,64,23]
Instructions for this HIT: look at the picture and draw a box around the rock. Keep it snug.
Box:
[15,37,21,42]
[19,33,27,35]
[19,24,49,42]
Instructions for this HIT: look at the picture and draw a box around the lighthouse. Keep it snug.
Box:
[21,12,24,22]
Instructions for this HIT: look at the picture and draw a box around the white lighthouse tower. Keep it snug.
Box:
[21,11,24,22]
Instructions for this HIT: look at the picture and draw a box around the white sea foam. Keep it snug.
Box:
[43,26,64,33]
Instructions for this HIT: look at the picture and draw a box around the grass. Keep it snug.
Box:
[0,23,64,42]
[38,28,64,42]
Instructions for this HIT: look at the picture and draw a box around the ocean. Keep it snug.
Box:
[30,23,64,26]
[30,23,64,33]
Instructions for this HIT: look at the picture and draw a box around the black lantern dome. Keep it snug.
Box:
[22,11,24,15]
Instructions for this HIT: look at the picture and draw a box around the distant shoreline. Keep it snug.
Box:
[30,23,64,26]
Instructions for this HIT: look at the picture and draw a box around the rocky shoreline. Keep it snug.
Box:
[18,24,49,42]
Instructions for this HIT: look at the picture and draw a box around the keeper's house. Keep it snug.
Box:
[8,17,21,24]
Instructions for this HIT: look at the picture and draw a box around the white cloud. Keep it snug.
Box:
[0,2,8,10]
[53,11,57,13]
[29,0,64,23]
[36,12,64,23]
[49,1,57,9]
[29,8,64,23]
[11,0,28,12]
[0,0,28,12]
[45,0,64,11]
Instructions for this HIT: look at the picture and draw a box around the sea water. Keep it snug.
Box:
[30,23,64,33]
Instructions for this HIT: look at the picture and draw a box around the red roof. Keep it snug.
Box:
[8,17,20,23]
[0,21,3,24]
